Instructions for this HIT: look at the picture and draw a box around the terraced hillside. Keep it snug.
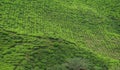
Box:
[0,0,120,70]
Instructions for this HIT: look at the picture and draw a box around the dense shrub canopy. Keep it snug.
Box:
[0,0,120,70]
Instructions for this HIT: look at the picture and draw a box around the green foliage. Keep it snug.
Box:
[1,0,120,59]
[0,28,115,70]
[48,58,110,70]
[64,58,91,70]
[0,0,120,70]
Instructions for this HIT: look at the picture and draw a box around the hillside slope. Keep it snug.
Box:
[1,27,119,70]
[0,0,120,70]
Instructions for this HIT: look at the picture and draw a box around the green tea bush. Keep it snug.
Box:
[47,58,108,70]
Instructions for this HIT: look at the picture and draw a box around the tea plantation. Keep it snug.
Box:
[0,0,120,70]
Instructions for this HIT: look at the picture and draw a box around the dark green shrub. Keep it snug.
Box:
[64,58,90,70]
[48,58,93,70]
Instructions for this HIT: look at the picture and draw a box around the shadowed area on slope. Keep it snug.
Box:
[0,28,113,70]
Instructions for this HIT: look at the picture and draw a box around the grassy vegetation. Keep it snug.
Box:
[0,0,120,70]
[1,27,118,70]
